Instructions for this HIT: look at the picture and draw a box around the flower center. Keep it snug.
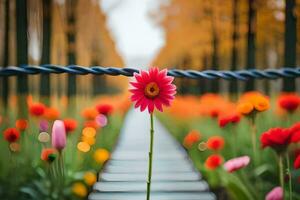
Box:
[144,82,160,99]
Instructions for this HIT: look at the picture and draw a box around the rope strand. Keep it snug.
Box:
[0,65,299,81]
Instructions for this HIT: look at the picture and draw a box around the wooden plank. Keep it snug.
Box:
[104,165,195,173]
[93,181,209,192]
[89,192,216,200]
[100,172,200,181]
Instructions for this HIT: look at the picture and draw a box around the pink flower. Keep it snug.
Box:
[95,114,108,127]
[265,187,283,200]
[223,156,250,173]
[129,67,176,113]
[51,120,66,151]
[39,120,49,132]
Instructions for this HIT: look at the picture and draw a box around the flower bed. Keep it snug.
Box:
[158,92,300,200]
[0,95,130,200]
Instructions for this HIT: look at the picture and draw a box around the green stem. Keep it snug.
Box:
[232,126,237,157]
[251,123,257,165]
[278,154,285,198]
[286,153,292,200]
[146,113,154,200]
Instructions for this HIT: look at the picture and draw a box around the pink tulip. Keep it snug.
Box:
[265,187,283,200]
[223,156,250,173]
[51,120,66,151]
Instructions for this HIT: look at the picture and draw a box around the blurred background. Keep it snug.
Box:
[0,0,299,106]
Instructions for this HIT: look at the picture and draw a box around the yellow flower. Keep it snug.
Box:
[72,182,87,198]
[82,135,96,146]
[93,148,110,164]
[253,96,270,112]
[237,102,254,115]
[83,172,97,186]
[82,127,96,137]
[77,142,91,153]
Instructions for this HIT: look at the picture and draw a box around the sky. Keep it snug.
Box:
[100,0,165,67]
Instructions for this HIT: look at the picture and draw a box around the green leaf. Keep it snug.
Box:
[223,174,255,200]
[20,187,41,200]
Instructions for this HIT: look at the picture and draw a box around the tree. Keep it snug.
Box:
[245,0,256,91]
[229,0,239,94]
[16,0,29,95]
[1,0,10,106]
[16,0,29,117]
[40,0,52,104]
[66,0,77,97]
[283,0,297,91]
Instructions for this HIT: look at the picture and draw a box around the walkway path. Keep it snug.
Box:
[89,109,216,200]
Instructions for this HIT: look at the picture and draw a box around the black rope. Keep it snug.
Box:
[0,65,299,81]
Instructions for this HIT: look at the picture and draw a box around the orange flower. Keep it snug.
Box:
[237,92,269,114]
[63,119,77,133]
[41,148,57,162]
[84,120,99,129]
[29,103,46,117]
[44,107,60,120]
[15,119,28,131]
[183,130,201,148]
[253,96,270,112]
[81,108,98,120]
[205,154,223,170]
[237,102,254,115]
[206,136,225,151]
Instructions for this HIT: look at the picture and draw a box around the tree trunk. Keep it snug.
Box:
[40,0,52,104]
[283,0,297,91]
[16,0,28,118]
[67,0,77,97]
[16,0,28,94]
[229,0,239,94]
[2,0,10,106]
[210,1,219,93]
[245,0,256,91]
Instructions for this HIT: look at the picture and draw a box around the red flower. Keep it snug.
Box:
[218,113,241,128]
[96,104,113,116]
[15,119,28,131]
[290,122,300,143]
[206,136,225,151]
[41,148,57,162]
[260,128,292,153]
[210,109,220,118]
[278,94,300,112]
[294,154,300,169]
[183,130,201,148]
[130,67,176,113]
[4,128,20,143]
[63,119,77,133]
[29,103,46,117]
[205,154,223,170]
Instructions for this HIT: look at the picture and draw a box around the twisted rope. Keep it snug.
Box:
[0,65,299,81]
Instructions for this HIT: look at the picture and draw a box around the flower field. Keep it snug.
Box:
[158,92,300,200]
[0,95,130,200]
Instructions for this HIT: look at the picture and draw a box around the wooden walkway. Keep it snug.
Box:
[89,110,216,200]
